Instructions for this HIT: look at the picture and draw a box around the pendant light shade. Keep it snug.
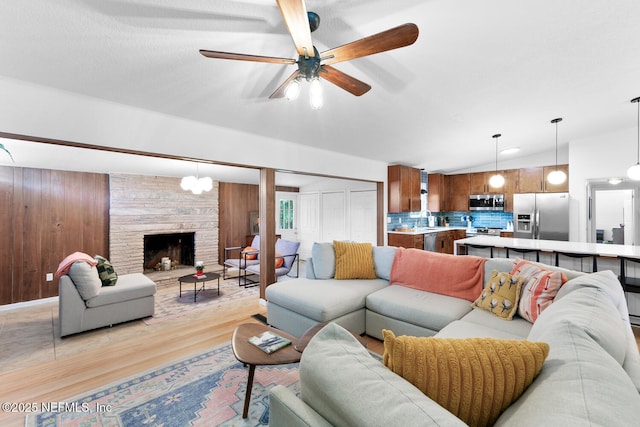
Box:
[627,97,640,180]
[489,133,504,188]
[547,118,566,185]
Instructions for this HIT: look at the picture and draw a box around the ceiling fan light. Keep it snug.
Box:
[547,169,567,185]
[489,173,505,188]
[309,78,323,110]
[627,163,640,180]
[285,79,300,100]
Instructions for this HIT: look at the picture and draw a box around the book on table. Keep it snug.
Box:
[248,331,292,354]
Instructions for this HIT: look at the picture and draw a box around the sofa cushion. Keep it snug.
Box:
[85,273,156,308]
[372,246,397,280]
[497,281,640,426]
[94,255,118,286]
[311,242,335,279]
[266,278,388,322]
[454,308,532,339]
[472,271,524,320]
[390,248,486,302]
[383,330,549,427]
[367,285,472,332]
[333,241,377,280]
[511,259,567,322]
[300,323,467,427]
[68,261,103,300]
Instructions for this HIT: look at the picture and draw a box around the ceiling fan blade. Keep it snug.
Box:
[199,50,296,65]
[321,23,418,65]
[319,65,371,96]
[269,70,301,99]
[276,0,315,57]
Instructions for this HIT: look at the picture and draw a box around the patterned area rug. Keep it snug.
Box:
[145,276,259,325]
[25,342,300,426]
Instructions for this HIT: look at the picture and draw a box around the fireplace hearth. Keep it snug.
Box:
[144,232,195,272]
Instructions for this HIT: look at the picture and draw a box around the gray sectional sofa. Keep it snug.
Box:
[267,243,640,426]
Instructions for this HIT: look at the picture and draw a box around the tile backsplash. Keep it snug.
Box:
[387,211,513,231]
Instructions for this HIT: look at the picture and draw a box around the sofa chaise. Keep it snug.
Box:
[267,242,640,426]
[59,258,156,337]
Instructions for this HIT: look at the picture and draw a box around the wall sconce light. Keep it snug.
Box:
[489,133,505,188]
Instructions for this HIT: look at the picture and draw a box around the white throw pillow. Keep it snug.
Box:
[68,261,102,300]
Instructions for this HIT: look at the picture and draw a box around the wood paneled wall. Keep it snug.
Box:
[0,166,109,304]
[218,182,259,265]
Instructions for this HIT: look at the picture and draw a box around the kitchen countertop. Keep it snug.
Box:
[453,235,640,258]
[388,226,469,235]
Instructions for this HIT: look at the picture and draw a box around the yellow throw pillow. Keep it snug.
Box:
[383,330,549,427]
[333,241,377,280]
[472,270,525,320]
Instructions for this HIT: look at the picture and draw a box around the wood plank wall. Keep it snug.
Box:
[0,166,109,304]
[218,182,259,265]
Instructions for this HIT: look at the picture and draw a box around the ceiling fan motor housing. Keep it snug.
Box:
[298,46,321,81]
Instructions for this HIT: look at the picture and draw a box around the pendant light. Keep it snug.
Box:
[180,163,213,195]
[489,133,505,188]
[627,97,640,180]
[547,118,566,185]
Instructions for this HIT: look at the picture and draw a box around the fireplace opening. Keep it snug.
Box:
[143,232,195,272]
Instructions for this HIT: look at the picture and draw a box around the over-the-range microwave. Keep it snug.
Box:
[468,194,504,211]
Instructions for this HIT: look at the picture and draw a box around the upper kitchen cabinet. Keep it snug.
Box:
[388,165,421,212]
[518,165,568,193]
[445,173,470,212]
[427,173,445,212]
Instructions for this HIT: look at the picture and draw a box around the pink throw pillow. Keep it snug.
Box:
[511,259,567,322]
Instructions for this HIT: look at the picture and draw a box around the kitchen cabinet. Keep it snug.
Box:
[469,172,493,194]
[388,165,421,212]
[435,229,466,254]
[518,165,568,193]
[427,173,445,212]
[388,233,424,249]
[445,174,470,212]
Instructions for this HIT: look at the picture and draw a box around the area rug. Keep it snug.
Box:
[145,277,259,325]
[25,342,299,427]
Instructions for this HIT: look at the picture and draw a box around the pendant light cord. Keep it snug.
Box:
[492,134,501,174]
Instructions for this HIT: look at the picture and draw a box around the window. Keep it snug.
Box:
[279,199,294,230]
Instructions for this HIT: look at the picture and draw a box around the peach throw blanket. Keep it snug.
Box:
[389,248,486,302]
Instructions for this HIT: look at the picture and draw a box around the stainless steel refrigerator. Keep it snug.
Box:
[513,193,569,241]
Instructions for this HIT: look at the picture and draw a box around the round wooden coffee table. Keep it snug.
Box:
[231,323,300,419]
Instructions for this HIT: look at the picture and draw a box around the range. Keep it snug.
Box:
[475,227,502,236]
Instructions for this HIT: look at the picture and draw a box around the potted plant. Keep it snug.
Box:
[195,261,205,276]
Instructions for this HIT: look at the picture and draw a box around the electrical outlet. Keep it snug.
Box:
[387,216,391,223]
[46,273,53,281]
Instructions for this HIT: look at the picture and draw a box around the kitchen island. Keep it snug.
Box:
[388,227,467,254]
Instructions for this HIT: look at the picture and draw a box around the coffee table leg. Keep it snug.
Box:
[243,364,256,418]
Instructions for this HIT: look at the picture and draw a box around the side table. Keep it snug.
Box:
[177,272,220,302]
[231,323,300,418]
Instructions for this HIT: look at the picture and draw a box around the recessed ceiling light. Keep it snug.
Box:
[608,178,623,185]
[500,147,520,155]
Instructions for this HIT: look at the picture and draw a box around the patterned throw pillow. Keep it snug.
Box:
[511,259,567,322]
[333,241,377,280]
[383,330,549,427]
[94,255,117,286]
[472,270,524,320]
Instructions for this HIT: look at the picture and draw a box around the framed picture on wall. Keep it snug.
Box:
[250,210,260,235]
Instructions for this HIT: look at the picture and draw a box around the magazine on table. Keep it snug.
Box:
[248,331,292,354]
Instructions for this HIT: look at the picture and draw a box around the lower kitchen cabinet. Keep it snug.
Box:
[388,233,424,249]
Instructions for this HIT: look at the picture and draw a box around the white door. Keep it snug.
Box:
[349,190,377,244]
[322,191,346,242]
[276,192,298,242]
[298,193,320,259]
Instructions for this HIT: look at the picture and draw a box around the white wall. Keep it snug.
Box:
[569,126,636,242]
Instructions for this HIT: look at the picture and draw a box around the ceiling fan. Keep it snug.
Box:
[199,0,419,108]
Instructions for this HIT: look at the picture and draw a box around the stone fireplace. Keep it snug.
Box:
[109,174,219,275]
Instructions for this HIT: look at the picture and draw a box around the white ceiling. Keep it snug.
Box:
[1,0,640,183]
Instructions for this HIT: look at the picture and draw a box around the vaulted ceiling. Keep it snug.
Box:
[1,0,639,182]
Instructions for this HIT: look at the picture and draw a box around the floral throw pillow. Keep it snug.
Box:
[511,259,567,322]
[472,270,524,320]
